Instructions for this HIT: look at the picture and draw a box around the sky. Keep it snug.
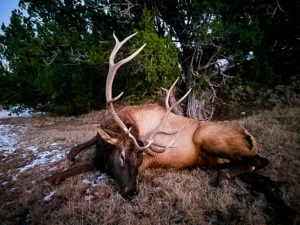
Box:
[0,0,21,27]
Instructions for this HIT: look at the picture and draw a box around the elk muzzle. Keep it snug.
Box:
[105,144,141,199]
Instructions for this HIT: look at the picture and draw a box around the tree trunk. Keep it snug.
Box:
[186,91,214,120]
[183,51,214,121]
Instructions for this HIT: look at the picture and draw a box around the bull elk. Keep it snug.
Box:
[47,33,268,198]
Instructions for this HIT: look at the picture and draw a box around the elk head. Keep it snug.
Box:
[105,143,142,198]
[93,133,142,198]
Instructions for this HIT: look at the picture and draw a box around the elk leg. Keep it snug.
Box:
[217,155,269,187]
[67,134,100,161]
[47,163,95,184]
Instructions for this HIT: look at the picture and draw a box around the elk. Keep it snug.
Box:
[47,33,268,198]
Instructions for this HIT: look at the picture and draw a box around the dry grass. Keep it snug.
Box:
[0,106,299,225]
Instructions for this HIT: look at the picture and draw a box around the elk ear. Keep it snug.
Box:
[96,126,119,145]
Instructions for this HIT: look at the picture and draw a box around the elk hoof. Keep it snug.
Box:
[249,165,256,172]
[218,178,229,189]
[218,170,230,188]
[217,157,231,164]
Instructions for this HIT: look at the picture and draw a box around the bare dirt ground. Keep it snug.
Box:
[0,106,299,225]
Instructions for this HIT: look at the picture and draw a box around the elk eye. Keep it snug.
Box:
[119,151,125,166]
[120,152,125,161]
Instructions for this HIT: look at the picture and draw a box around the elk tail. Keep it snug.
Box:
[243,130,254,151]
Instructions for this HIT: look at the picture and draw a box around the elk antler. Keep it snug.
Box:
[106,33,191,154]
[161,77,179,109]
[144,83,192,153]
[106,32,153,150]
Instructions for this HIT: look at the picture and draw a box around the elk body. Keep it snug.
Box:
[47,33,268,198]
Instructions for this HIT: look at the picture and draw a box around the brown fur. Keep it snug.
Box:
[115,103,258,171]
[48,102,262,197]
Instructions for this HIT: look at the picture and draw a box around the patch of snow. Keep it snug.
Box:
[19,149,66,173]
[82,179,91,185]
[94,171,101,176]
[0,108,33,119]
[10,187,17,192]
[0,124,27,156]
[154,186,162,192]
[2,181,8,185]
[81,173,107,186]
[84,188,95,200]
[25,146,38,153]
[93,172,107,185]
[84,195,94,201]
[43,191,56,202]
[12,174,18,182]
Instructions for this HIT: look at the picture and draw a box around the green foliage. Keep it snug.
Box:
[0,10,42,107]
[0,2,110,114]
[128,8,179,102]
[193,76,210,99]
[243,55,278,86]
[222,14,263,63]
[0,0,297,115]
[216,1,298,84]
[0,3,180,114]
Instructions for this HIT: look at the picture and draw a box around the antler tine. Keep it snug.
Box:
[110,32,146,68]
[169,88,192,112]
[152,87,191,137]
[106,33,151,151]
[146,86,192,153]
[149,137,179,153]
[161,77,179,108]
[107,92,124,104]
[106,32,146,102]
[118,43,146,67]
[110,32,137,64]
